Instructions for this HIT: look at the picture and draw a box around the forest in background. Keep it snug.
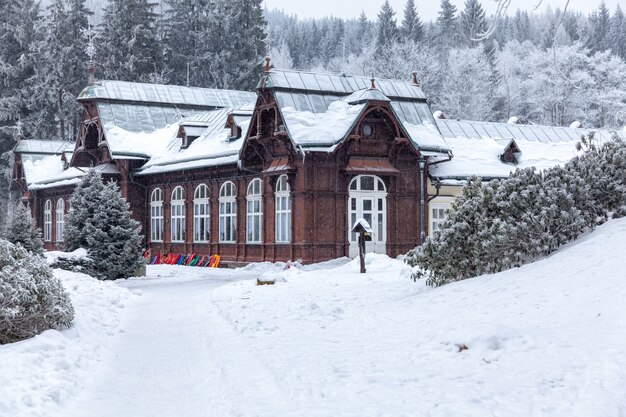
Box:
[1,0,625,231]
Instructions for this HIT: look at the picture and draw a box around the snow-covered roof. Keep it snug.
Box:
[431,118,625,181]
[14,140,72,155]
[264,69,450,154]
[78,80,256,108]
[131,108,253,176]
[23,153,119,190]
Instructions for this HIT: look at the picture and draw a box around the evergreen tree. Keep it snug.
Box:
[510,10,532,43]
[459,0,486,47]
[435,0,459,48]
[5,203,43,255]
[608,5,626,60]
[375,0,398,54]
[588,1,611,53]
[26,0,92,141]
[97,0,165,83]
[65,170,144,280]
[355,11,372,54]
[0,240,74,344]
[400,0,423,43]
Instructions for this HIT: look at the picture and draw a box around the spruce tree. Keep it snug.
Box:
[435,0,459,48]
[400,0,423,44]
[97,0,165,83]
[459,0,487,47]
[5,203,43,255]
[65,170,144,280]
[608,5,626,60]
[588,1,611,53]
[375,0,399,55]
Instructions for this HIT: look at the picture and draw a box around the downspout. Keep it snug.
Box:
[419,156,426,245]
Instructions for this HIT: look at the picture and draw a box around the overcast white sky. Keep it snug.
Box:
[264,0,622,21]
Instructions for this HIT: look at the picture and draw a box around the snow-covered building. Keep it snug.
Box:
[12,64,625,263]
[427,116,625,235]
[12,63,452,263]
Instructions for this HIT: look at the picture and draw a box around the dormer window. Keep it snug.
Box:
[229,124,242,141]
[498,139,522,165]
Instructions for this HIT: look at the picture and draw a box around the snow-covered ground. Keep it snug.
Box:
[2,218,626,417]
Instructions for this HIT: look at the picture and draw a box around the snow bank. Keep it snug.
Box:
[212,219,626,416]
[0,270,133,417]
[45,248,89,264]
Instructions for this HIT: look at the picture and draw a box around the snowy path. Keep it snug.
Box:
[64,269,291,417]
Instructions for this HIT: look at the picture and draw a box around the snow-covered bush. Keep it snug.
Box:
[5,203,44,255]
[64,170,144,280]
[0,240,74,344]
[407,134,626,286]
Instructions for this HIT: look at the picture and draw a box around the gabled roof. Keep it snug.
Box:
[78,80,256,108]
[260,69,450,154]
[431,118,625,181]
[14,140,72,155]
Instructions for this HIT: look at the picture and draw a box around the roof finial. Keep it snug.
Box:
[85,24,97,85]
[411,71,420,87]
[264,56,271,73]
[370,78,376,89]
[15,117,24,142]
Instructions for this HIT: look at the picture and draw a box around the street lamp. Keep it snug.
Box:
[419,156,426,244]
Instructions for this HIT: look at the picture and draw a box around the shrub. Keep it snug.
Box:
[5,202,44,255]
[0,240,74,344]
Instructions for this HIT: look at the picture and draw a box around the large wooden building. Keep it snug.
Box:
[11,63,453,264]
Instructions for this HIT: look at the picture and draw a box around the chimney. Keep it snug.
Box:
[411,71,420,87]
[264,56,271,73]
[370,78,376,89]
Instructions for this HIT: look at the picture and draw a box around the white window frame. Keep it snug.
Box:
[193,184,210,243]
[348,175,387,244]
[44,199,52,242]
[275,175,291,244]
[429,202,450,236]
[55,199,65,242]
[170,186,186,243]
[246,178,263,243]
[219,181,237,243]
[150,188,164,242]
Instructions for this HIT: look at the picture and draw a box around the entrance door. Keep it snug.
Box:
[348,175,387,258]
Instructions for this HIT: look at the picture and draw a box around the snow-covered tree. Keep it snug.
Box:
[375,1,398,54]
[5,203,43,255]
[400,0,423,44]
[435,0,459,49]
[608,5,626,60]
[459,0,486,47]
[0,240,74,344]
[65,170,144,280]
[588,1,612,53]
[97,0,165,83]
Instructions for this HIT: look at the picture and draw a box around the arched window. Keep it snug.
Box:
[56,199,65,242]
[171,186,186,242]
[275,175,291,244]
[193,184,210,242]
[219,182,237,243]
[246,178,263,243]
[150,188,164,242]
[44,200,52,242]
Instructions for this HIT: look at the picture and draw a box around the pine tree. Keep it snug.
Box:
[510,10,532,43]
[355,11,372,54]
[459,0,486,47]
[5,203,43,255]
[588,1,611,53]
[97,0,165,83]
[375,0,399,55]
[400,0,423,44]
[435,0,459,48]
[65,170,144,280]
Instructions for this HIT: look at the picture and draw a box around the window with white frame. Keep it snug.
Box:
[219,181,237,243]
[56,199,65,242]
[44,200,52,242]
[246,178,263,243]
[150,188,164,242]
[430,203,450,235]
[193,184,210,242]
[275,175,291,243]
[170,186,186,242]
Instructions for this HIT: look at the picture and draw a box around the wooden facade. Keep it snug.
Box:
[17,71,437,264]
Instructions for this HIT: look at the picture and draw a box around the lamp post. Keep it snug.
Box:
[419,156,426,245]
